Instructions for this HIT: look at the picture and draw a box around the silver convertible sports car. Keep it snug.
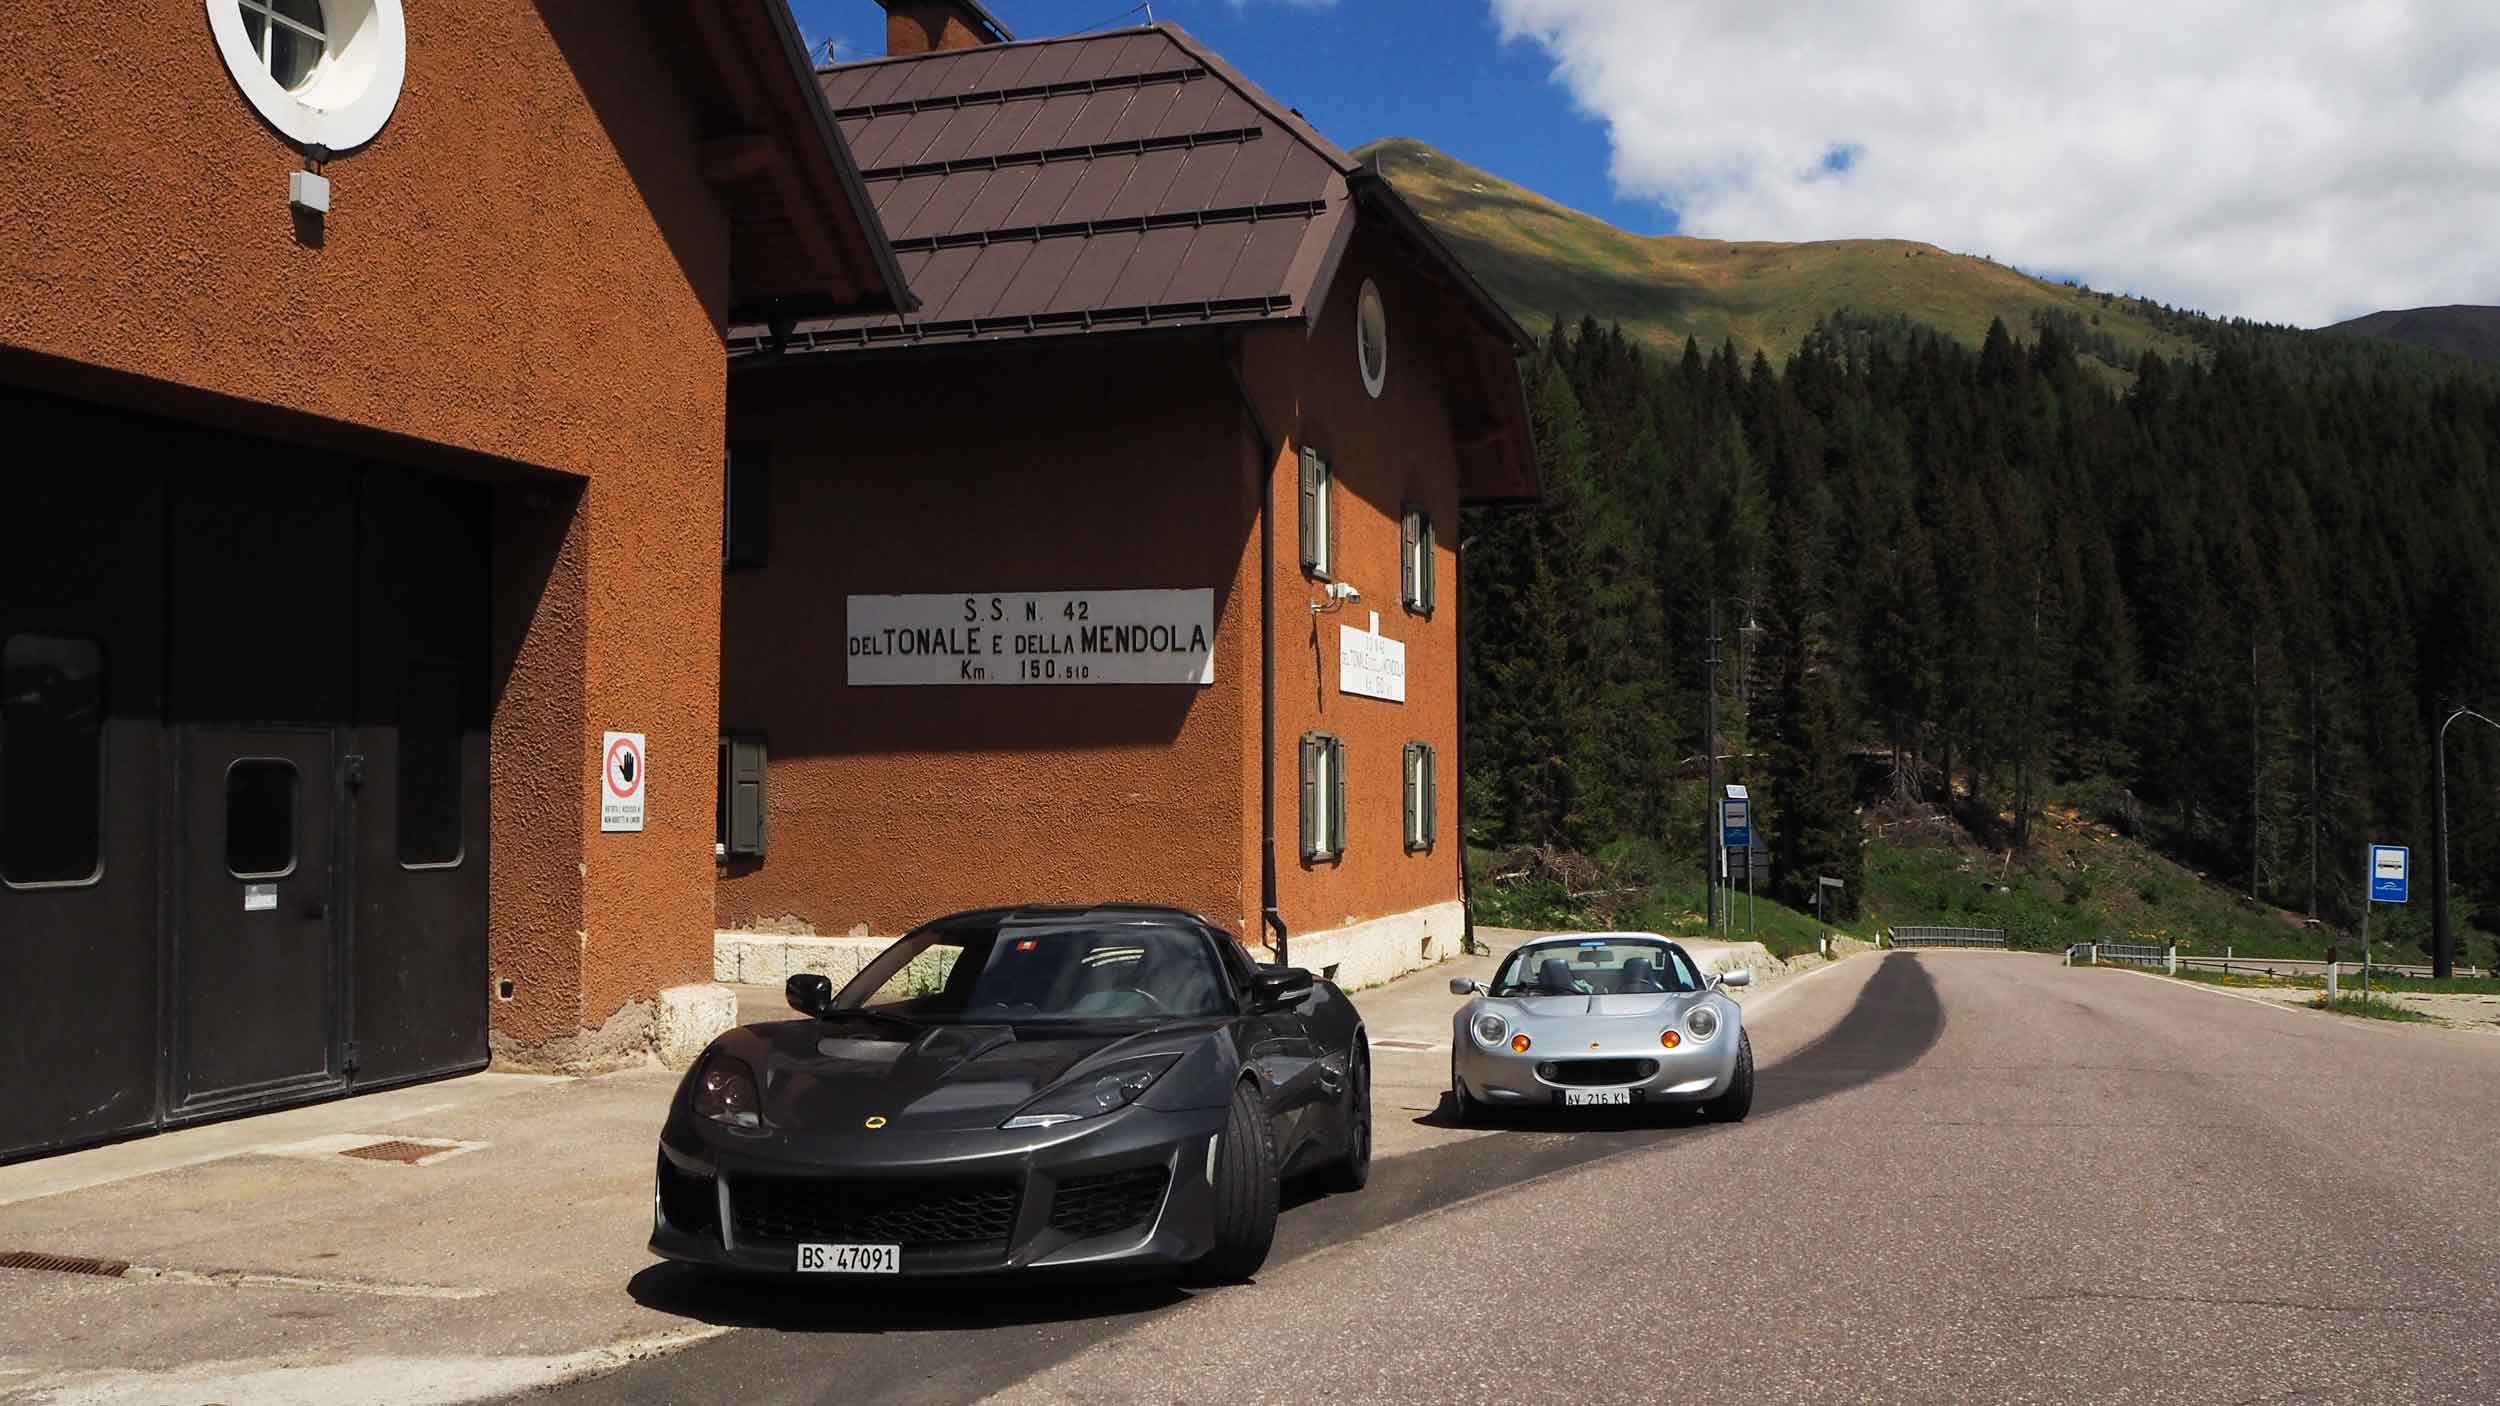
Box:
[1449,932,1754,1122]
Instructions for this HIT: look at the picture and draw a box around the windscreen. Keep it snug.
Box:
[833,921,1234,1022]
[1490,939,1702,996]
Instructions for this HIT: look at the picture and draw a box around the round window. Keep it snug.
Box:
[206,0,406,153]
[1356,279,1388,399]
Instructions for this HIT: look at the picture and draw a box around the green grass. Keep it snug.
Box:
[1862,804,2348,959]
[1363,137,2209,368]
[2308,993,2435,1022]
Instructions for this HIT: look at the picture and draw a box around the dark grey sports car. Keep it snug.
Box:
[651,904,1370,1283]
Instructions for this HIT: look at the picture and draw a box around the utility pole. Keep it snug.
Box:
[1705,596,1721,928]
[2250,640,2261,903]
[2435,707,2499,982]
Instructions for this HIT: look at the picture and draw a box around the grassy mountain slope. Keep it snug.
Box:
[1363,136,2207,366]
[2324,305,2500,364]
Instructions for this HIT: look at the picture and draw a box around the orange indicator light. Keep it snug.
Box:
[1661,1030,1682,1049]
[1510,1033,1532,1053]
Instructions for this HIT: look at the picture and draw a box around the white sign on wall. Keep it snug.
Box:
[1339,612,1407,703]
[601,731,646,833]
[847,590,1215,686]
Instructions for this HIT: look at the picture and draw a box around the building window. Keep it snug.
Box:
[1356,279,1388,399]
[1299,731,1346,862]
[398,661,463,869]
[1400,506,1436,615]
[1,635,105,888]
[724,444,770,571]
[1299,447,1334,578]
[225,759,299,880]
[1403,741,1438,852]
[718,734,767,860]
[205,0,408,153]
[239,0,330,91]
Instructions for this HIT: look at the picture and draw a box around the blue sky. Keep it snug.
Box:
[785,0,1674,236]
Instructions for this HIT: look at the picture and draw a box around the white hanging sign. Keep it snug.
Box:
[847,590,1215,686]
[1339,612,1407,703]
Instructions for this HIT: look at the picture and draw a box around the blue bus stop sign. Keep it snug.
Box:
[2370,845,2408,903]
[1722,798,1751,853]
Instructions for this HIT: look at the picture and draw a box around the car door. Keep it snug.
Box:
[1219,940,1327,1162]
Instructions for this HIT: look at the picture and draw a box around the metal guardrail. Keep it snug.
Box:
[1888,926,2007,949]
[2177,955,2492,981]
[2095,942,2167,966]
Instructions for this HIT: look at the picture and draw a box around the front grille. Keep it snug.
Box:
[657,1158,716,1236]
[1049,1166,1170,1240]
[1539,1057,1659,1087]
[729,1176,1020,1248]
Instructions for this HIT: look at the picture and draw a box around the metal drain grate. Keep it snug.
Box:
[0,1250,130,1278]
[340,1139,446,1164]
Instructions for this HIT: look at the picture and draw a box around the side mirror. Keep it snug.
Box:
[1449,976,1482,995]
[1251,967,1315,1012]
[786,973,835,1018]
[1717,968,1754,989]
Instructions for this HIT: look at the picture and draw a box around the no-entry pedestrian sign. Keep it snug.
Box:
[602,731,645,833]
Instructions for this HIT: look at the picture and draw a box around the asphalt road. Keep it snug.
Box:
[520,954,2500,1405]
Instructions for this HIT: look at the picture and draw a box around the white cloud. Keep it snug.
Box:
[1488,0,2500,326]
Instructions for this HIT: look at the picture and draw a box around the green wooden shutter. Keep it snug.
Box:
[1401,741,1419,849]
[1298,448,1321,572]
[1330,737,1348,856]
[1400,508,1418,608]
[726,734,768,858]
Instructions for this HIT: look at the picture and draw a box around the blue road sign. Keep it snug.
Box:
[2370,844,2408,903]
[1722,798,1751,853]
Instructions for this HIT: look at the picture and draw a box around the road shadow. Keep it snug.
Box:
[625,1260,1189,1333]
[549,957,1945,1402]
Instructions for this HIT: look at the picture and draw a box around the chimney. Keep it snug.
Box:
[876,0,1013,58]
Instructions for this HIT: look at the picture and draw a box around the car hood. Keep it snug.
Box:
[729,1018,1214,1134]
[1474,990,1730,1049]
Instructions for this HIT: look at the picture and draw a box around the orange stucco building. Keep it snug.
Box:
[1,0,907,1159]
[710,9,1536,992]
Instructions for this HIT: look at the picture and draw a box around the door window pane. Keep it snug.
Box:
[398,663,463,867]
[1,635,106,886]
[227,759,299,879]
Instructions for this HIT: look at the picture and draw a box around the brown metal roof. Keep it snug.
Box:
[731,23,1394,353]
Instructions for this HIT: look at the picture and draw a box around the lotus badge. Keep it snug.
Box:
[864,1116,888,1130]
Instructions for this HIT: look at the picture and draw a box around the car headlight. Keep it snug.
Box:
[1471,1012,1509,1047]
[692,1053,761,1129]
[1002,1055,1182,1130]
[1686,1004,1720,1042]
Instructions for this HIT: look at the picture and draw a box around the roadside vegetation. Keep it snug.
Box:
[1469,842,1864,962]
[2307,992,2436,1022]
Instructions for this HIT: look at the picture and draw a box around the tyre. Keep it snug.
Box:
[1449,1055,1487,1125]
[1187,1078,1279,1285]
[1317,1043,1371,1193]
[1703,1030,1754,1123]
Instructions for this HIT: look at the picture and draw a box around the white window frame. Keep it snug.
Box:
[1300,731,1346,862]
[1356,279,1388,399]
[1400,505,1436,615]
[1299,447,1334,579]
[205,0,408,153]
[1403,741,1438,853]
